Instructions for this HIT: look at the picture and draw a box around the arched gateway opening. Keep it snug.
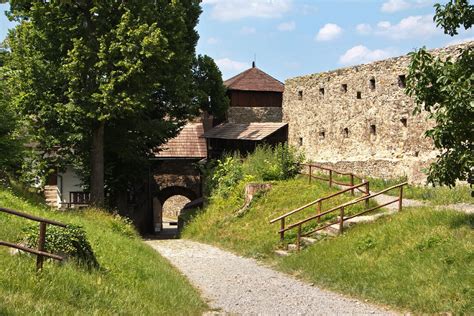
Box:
[153,186,198,233]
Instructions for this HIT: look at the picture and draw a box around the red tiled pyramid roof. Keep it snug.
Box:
[224,67,284,92]
[154,123,207,158]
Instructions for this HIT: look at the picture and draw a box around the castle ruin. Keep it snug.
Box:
[283,42,473,183]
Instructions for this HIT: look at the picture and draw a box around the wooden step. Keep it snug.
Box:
[274,249,290,257]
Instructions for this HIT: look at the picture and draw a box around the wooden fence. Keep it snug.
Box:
[0,207,67,271]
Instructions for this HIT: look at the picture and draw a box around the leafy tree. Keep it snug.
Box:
[6,1,202,205]
[193,54,229,120]
[0,46,21,177]
[406,0,473,187]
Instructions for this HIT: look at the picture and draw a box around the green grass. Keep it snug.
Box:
[183,176,374,259]
[184,176,473,314]
[0,186,208,315]
[278,208,473,314]
[367,177,473,205]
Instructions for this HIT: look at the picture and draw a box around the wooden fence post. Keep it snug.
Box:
[280,218,285,241]
[329,170,333,188]
[297,225,302,251]
[309,165,312,184]
[365,181,370,210]
[317,200,321,222]
[350,174,354,196]
[36,222,47,271]
[398,186,403,212]
[339,207,344,234]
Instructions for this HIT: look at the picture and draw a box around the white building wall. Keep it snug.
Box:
[57,166,84,205]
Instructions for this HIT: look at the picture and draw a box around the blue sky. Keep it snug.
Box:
[1,1,473,81]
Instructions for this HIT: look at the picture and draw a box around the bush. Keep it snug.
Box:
[21,224,99,269]
[209,155,243,198]
[243,144,304,181]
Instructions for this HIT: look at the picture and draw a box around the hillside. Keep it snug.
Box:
[183,176,474,314]
[0,186,207,315]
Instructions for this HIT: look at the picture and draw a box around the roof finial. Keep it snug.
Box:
[253,53,256,68]
[252,61,255,68]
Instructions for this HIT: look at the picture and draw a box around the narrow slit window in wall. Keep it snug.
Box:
[343,128,349,138]
[319,87,325,96]
[319,131,325,139]
[299,137,303,146]
[369,77,376,90]
[370,124,376,135]
[341,84,348,93]
[298,90,303,100]
[357,91,362,99]
[400,117,407,127]
[398,75,406,88]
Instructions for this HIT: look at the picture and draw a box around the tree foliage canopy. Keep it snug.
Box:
[5,1,221,199]
[406,0,473,186]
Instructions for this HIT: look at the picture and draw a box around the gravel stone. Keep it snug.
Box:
[146,239,397,315]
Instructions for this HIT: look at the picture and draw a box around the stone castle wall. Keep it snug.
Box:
[282,42,472,183]
[228,107,283,124]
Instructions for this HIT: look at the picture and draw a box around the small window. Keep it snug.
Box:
[343,128,349,138]
[319,87,325,96]
[299,137,303,146]
[369,77,376,90]
[414,151,419,157]
[319,131,325,139]
[357,91,362,99]
[370,124,376,135]
[400,117,407,127]
[298,90,303,100]
[398,75,406,88]
[341,84,348,93]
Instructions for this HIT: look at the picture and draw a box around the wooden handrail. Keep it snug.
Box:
[269,182,368,223]
[0,241,63,261]
[278,182,407,238]
[0,207,67,227]
[0,207,68,270]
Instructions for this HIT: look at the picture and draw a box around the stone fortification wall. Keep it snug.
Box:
[283,42,472,183]
[227,107,283,124]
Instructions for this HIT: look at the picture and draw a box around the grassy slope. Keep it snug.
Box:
[367,177,472,205]
[0,187,207,315]
[279,208,473,314]
[183,176,363,258]
[184,177,474,314]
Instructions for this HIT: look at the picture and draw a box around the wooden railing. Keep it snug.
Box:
[0,207,67,271]
[302,163,366,195]
[277,182,407,250]
[270,181,370,241]
[68,191,90,207]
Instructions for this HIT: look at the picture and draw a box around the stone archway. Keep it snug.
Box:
[153,186,199,233]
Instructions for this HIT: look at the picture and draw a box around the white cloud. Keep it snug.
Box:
[376,15,439,39]
[359,15,440,40]
[240,26,256,35]
[315,23,343,41]
[339,45,396,66]
[381,0,434,13]
[356,23,372,35]
[215,58,249,73]
[277,21,295,31]
[202,0,292,22]
[207,37,219,44]
[381,0,411,13]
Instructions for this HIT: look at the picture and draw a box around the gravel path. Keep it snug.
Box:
[146,239,395,315]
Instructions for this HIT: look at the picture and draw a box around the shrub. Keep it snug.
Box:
[209,155,243,198]
[21,224,99,269]
[243,144,304,181]
[109,213,137,238]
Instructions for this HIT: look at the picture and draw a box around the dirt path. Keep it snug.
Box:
[146,239,395,315]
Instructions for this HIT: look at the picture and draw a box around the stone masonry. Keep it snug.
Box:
[283,42,472,183]
[228,107,283,124]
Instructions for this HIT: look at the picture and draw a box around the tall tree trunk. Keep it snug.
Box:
[90,121,105,206]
